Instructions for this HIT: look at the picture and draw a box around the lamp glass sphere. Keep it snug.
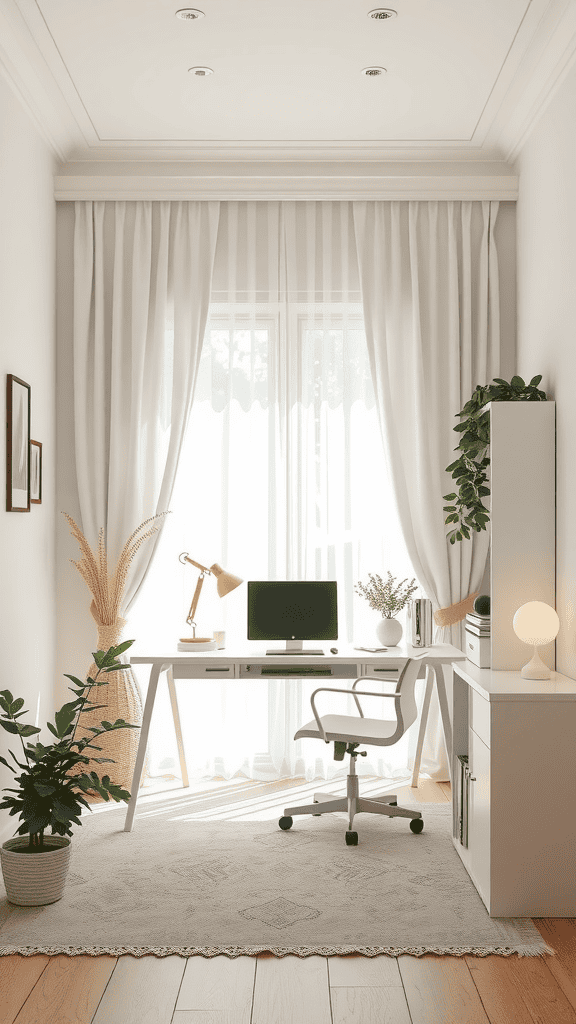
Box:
[512,601,559,679]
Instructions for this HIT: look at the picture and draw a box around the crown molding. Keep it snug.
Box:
[54,174,519,202]
[495,0,576,161]
[0,1,85,161]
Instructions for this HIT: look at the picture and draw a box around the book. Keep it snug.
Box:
[466,611,491,625]
[465,622,491,638]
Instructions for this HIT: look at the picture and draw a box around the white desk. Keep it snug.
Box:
[124,643,465,830]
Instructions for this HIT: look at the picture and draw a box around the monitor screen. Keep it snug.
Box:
[247,581,338,641]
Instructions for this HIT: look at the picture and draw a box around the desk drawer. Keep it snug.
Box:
[172,663,237,679]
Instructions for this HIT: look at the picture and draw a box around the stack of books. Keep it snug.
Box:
[464,610,491,668]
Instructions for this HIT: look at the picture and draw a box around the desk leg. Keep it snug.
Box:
[410,661,453,787]
[123,662,168,832]
[166,665,189,789]
[435,661,453,783]
[411,666,433,788]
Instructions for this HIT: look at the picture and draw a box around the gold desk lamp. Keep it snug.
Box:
[178,553,242,648]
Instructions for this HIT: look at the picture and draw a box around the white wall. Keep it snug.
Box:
[515,62,576,679]
[0,74,57,837]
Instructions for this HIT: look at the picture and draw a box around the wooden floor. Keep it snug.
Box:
[1,778,576,1024]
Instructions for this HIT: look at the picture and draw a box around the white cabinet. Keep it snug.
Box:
[452,660,576,917]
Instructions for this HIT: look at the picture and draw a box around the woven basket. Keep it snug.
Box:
[1,836,71,906]
[74,615,144,800]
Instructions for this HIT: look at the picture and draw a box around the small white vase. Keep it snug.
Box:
[376,616,403,647]
[0,836,71,906]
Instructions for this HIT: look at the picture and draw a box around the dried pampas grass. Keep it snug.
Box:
[63,511,169,624]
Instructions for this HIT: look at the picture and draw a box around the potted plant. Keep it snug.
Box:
[355,571,418,646]
[443,374,547,544]
[0,641,138,906]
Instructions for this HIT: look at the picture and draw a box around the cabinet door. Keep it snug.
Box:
[468,728,491,909]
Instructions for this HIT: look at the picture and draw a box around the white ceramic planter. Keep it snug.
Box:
[376,616,403,647]
[0,836,71,906]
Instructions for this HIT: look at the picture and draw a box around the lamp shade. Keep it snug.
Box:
[210,563,243,598]
[513,601,560,646]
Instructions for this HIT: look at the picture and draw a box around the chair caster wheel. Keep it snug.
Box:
[345,831,358,846]
[279,816,293,830]
[410,818,424,834]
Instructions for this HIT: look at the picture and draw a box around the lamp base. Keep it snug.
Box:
[177,638,218,652]
[521,647,551,680]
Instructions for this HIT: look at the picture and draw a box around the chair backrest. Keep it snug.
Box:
[387,656,427,745]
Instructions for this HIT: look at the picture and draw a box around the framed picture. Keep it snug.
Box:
[30,440,42,504]
[6,374,31,512]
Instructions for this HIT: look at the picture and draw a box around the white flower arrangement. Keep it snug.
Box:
[355,571,418,619]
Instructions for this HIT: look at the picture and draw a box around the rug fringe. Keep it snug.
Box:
[0,942,555,958]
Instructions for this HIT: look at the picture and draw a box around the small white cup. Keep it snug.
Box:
[213,630,226,650]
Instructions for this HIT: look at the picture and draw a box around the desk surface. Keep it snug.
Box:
[129,643,465,666]
[454,658,576,699]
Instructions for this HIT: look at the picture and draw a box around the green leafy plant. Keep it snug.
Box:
[0,641,139,851]
[355,571,418,618]
[443,375,547,544]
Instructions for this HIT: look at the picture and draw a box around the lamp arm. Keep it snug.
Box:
[186,573,205,629]
[180,553,211,574]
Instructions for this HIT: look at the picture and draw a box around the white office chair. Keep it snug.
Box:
[279,654,428,845]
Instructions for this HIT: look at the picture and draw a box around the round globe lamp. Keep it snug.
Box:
[512,601,560,679]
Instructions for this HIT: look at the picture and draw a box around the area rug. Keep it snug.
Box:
[0,802,553,958]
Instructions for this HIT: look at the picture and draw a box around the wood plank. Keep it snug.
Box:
[175,955,255,1022]
[172,1013,230,1024]
[0,955,50,1024]
[533,919,576,1012]
[91,955,185,1024]
[328,955,402,987]
[13,954,116,1024]
[437,782,452,801]
[466,952,576,1024]
[252,955,331,1024]
[331,986,412,1024]
[399,954,490,1024]
[396,781,449,805]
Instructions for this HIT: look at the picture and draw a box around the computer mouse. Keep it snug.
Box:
[330,647,338,654]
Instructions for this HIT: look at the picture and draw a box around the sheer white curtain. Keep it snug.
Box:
[129,201,424,785]
[73,200,220,608]
[353,200,502,779]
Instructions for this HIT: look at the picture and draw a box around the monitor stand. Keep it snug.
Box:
[266,639,325,656]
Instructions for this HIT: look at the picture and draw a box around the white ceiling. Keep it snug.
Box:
[2,0,576,166]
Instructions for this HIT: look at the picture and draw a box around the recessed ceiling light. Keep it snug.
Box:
[176,9,205,19]
[361,67,387,76]
[368,8,397,18]
[188,66,213,76]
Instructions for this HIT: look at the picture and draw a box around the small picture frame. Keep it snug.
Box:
[30,440,42,504]
[6,374,31,512]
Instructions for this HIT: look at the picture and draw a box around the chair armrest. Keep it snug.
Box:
[310,685,400,743]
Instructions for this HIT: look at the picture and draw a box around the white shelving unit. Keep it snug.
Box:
[488,400,556,670]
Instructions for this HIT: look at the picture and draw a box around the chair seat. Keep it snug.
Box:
[295,714,398,746]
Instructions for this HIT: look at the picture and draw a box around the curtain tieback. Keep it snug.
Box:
[434,592,478,628]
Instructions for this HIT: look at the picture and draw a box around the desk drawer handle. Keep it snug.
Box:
[371,668,398,673]
[205,667,230,672]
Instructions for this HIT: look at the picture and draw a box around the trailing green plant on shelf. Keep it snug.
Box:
[0,641,138,851]
[443,374,547,544]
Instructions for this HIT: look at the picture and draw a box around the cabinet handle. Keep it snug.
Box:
[468,776,477,782]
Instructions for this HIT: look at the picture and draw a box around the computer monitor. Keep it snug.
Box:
[247,580,338,655]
